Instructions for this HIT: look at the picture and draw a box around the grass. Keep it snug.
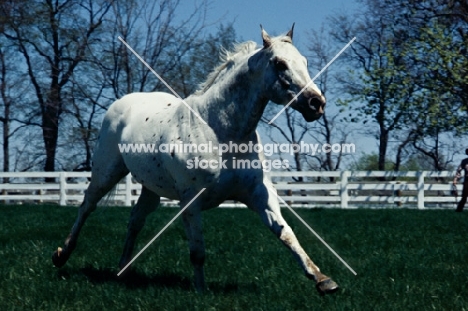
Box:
[0,204,467,310]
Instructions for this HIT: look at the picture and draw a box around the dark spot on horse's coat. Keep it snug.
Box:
[160,136,163,139]
[181,116,184,119]
[160,121,163,123]
[167,119,171,123]
[188,134,190,137]
[167,103,171,106]
[177,137,181,140]
[145,117,149,122]
[152,157,156,161]
[157,163,161,167]
[152,134,156,137]
[192,177,196,181]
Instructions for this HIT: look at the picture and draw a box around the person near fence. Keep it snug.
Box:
[453,149,468,212]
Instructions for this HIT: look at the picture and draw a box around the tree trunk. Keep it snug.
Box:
[0,50,9,183]
[42,85,61,181]
[378,130,388,171]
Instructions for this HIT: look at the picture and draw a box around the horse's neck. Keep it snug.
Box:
[189,62,268,141]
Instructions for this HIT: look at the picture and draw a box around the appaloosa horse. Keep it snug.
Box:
[52,25,338,295]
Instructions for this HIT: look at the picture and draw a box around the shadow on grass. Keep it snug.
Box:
[57,266,259,294]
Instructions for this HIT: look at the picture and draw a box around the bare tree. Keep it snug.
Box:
[98,0,211,98]
[0,0,223,173]
[0,0,113,178]
[305,25,353,175]
[0,43,31,180]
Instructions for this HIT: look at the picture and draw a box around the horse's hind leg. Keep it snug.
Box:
[52,159,129,268]
[119,187,160,270]
[182,207,206,292]
[245,182,339,295]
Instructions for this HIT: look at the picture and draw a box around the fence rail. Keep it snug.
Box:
[0,171,459,209]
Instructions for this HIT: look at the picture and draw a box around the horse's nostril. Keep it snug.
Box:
[309,97,325,113]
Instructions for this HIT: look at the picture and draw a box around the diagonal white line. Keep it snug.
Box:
[268,37,357,124]
[117,188,206,276]
[266,185,357,276]
[118,36,207,125]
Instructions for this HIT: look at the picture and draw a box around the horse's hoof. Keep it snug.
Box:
[52,247,68,268]
[316,278,339,295]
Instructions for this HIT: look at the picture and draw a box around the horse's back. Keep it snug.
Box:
[92,91,180,169]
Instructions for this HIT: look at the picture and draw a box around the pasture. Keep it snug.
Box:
[0,204,467,310]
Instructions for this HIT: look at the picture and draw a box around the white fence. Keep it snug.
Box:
[0,171,459,209]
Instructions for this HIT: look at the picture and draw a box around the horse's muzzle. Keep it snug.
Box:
[301,95,326,122]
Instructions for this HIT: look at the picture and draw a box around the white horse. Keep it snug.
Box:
[52,25,338,295]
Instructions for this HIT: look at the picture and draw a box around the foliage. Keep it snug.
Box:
[1,204,467,310]
[329,0,468,171]
[349,153,393,171]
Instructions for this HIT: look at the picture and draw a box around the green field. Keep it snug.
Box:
[0,204,467,310]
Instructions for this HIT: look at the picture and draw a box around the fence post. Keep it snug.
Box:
[340,170,349,209]
[125,174,132,206]
[417,171,425,209]
[59,172,67,206]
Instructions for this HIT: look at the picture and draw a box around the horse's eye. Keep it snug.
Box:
[274,58,288,71]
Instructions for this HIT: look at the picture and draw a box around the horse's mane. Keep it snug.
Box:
[195,41,259,94]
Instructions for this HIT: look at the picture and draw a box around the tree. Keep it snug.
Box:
[388,0,468,170]
[0,0,225,173]
[328,0,468,172]
[305,25,353,174]
[0,0,113,176]
[99,0,211,99]
[329,0,418,171]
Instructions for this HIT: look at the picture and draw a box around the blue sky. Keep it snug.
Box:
[208,0,358,44]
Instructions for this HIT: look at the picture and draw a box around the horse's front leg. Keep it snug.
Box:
[245,182,339,295]
[182,208,206,292]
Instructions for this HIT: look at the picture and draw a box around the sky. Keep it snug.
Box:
[205,0,359,46]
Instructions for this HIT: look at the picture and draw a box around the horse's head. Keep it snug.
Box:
[258,24,326,122]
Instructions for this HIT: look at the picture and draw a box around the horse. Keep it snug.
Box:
[52,25,339,295]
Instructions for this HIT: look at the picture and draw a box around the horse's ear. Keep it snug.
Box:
[286,23,295,41]
[260,24,272,48]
